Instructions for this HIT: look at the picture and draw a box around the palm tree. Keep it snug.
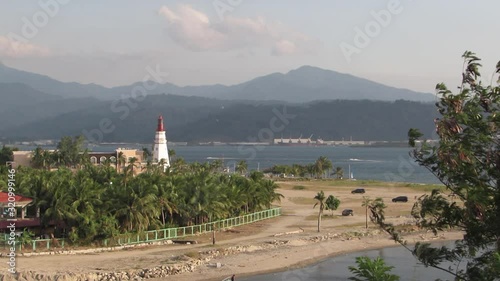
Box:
[361,196,372,229]
[40,169,74,229]
[117,151,126,172]
[235,160,248,175]
[157,178,178,225]
[210,159,224,173]
[367,198,386,226]
[335,167,344,179]
[31,147,45,169]
[314,156,332,178]
[127,157,138,175]
[68,171,103,241]
[168,149,176,163]
[142,147,152,162]
[313,191,326,232]
[112,178,160,232]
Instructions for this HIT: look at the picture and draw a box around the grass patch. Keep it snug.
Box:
[403,183,446,192]
[288,197,315,205]
[293,185,307,190]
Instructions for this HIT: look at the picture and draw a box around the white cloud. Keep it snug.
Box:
[158,5,318,56]
[0,36,50,58]
[272,40,297,56]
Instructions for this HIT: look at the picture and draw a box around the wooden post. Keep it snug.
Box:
[212,223,216,245]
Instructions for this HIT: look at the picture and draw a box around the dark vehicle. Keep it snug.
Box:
[342,209,354,216]
[392,196,408,202]
[351,188,365,194]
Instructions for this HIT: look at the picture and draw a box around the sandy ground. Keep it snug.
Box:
[3,181,462,280]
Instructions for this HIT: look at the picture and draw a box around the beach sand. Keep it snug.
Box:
[8,181,462,280]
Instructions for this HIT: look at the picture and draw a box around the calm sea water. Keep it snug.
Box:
[94,144,439,184]
[239,241,457,281]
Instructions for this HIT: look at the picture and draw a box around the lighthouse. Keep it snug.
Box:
[152,115,170,169]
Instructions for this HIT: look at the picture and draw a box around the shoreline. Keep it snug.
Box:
[227,232,462,281]
[173,229,463,281]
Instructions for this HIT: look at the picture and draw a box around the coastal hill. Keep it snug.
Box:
[1,94,438,143]
[0,82,101,131]
[0,63,435,103]
[0,63,438,143]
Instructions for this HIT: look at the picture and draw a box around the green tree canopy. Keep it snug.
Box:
[56,135,85,167]
[0,145,17,165]
[372,52,500,280]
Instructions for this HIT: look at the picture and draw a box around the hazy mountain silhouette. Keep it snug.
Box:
[0,82,101,130]
[0,63,435,102]
[1,94,436,143]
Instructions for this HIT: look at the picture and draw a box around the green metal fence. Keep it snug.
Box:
[1,207,281,252]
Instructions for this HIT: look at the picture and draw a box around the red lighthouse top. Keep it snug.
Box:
[157,115,164,132]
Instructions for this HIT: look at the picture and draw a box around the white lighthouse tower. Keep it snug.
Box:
[152,115,170,170]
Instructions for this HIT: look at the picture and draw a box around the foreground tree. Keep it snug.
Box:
[348,256,400,281]
[371,52,500,280]
[0,145,17,165]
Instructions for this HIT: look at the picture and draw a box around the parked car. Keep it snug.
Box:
[392,196,408,202]
[351,188,365,194]
[342,209,354,216]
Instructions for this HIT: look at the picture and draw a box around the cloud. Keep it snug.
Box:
[272,40,297,56]
[158,5,318,56]
[0,36,50,58]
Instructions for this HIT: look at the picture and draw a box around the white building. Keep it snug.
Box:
[152,115,170,170]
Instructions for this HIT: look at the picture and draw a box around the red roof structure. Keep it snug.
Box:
[0,192,33,207]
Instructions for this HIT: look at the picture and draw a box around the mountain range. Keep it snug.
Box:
[0,62,435,102]
[0,63,438,143]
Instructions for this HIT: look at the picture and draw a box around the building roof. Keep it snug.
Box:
[0,192,33,204]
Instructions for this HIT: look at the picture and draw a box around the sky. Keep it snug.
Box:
[0,0,499,93]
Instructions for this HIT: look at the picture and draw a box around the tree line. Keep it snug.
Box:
[264,156,344,179]
[0,142,282,244]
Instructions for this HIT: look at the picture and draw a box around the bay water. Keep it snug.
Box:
[94,144,440,184]
[239,241,458,281]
